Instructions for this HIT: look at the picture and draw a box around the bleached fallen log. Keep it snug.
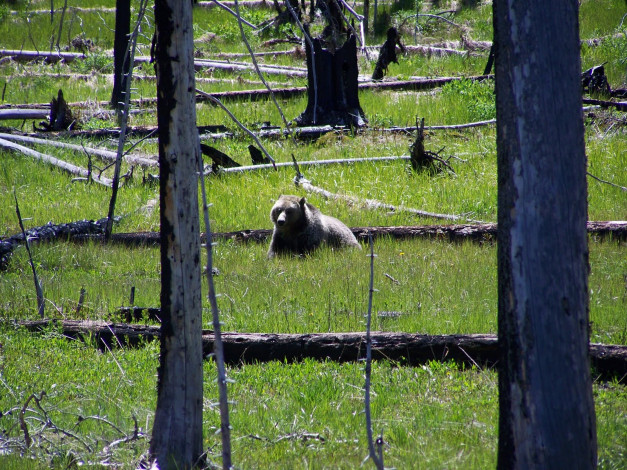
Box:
[0,109,49,120]
[363,44,469,58]
[0,137,112,186]
[196,0,271,8]
[383,119,497,132]
[0,49,89,63]
[215,155,409,174]
[8,7,115,15]
[193,58,307,77]
[0,133,156,167]
[254,119,497,140]
[295,175,483,223]
[0,50,307,76]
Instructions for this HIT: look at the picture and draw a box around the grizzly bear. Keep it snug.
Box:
[268,195,361,258]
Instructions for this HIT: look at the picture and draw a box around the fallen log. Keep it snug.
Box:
[0,218,109,270]
[0,109,49,120]
[193,58,307,77]
[0,50,89,63]
[196,0,272,8]
[3,219,625,257]
[0,137,112,186]
[0,74,494,113]
[0,132,156,167]
[8,7,116,15]
[295,175,483,223]
[0,50,307,77]
[582,98,627,112]
[69,221,627,247]
[11,319,627,382]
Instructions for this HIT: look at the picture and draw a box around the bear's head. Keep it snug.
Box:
[270,195,307,232]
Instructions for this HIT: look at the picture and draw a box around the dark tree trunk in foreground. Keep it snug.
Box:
[111,0,131,109]
[494,1,597,468]
[149,1,204,468]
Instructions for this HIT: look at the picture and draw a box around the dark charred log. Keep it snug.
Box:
[13,319,627,382]
[0,218,109,270]
[34,89,77,132]
[200,143,241,171]
[582,64,611,97]
[248,144,272,164]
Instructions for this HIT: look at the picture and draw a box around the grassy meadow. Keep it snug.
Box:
[0,0,626,468]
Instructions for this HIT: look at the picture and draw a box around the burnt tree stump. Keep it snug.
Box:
[295,33,367,128]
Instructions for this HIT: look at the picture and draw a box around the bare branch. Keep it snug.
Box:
[195,89,275,167]
[197,132,233,468]
[210,0,257,28]
[231,0,295,138]
[14,190,44,318]
[587,171,627,191]
[364,233,384,470]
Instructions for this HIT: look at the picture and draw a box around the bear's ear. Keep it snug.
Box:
[299,197,307,207]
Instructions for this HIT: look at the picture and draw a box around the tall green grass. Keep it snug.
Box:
[1,328,625,469]
[1,236,624,344]
[0,0,625,468]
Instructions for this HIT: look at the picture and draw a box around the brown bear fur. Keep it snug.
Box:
[268,195,361,258]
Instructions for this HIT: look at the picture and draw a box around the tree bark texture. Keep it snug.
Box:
[14,320,627,383]
[111,0,131,108]
[296,34,367,127]
[149,1,204,469]
[494,1,597,468]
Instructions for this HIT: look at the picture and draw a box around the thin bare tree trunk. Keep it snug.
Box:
[149,1,204,468]
[494,1,597,468]
[111,0,131,109]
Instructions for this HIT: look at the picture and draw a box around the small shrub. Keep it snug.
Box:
[70,52,113,74]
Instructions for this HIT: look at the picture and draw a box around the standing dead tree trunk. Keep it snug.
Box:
[295,1,366,128]
[494,1,597,468]
[111,0,131,110]
[372,27,405,80]
[149,1,205,468]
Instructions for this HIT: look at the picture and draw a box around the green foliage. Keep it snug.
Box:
[0,5,9,23]
[442,78,496,121]
[69,52,113,74]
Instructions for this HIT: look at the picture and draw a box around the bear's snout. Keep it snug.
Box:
[276,212,287,226]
